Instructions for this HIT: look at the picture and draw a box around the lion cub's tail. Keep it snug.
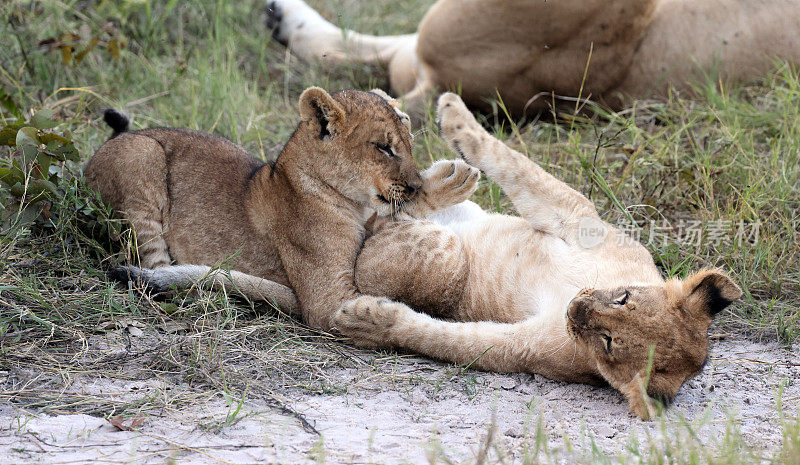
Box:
[103,108,130,139]
[109,264,301,316]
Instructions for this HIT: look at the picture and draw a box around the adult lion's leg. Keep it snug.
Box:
[267,0,415,65]
[436,93,603,243]
[266,0,434,118]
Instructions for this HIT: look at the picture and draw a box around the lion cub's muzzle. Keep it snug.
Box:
[384,181,421,204]
[566,289,602,335]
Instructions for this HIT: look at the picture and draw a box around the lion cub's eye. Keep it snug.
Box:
[373,142,397,159]
[613,290,630,306]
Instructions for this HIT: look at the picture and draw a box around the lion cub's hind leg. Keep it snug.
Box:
[356,221,469,320]
[84,133,171,269]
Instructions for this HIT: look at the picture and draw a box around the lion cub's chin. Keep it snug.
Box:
[565,269,742,419]
[370,195,402,217]
[369,189,418,217]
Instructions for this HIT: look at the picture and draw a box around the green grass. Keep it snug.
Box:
[1,0,799,462]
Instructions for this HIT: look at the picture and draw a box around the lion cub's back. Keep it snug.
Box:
[139,129,279,273]
[87,127,262,220]
[87,128,286,281]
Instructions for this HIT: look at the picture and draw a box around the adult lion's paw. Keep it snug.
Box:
[332,296,406,349]
[267,0,311,45]
[436,93,489,169]
[420,159,480,210]
[266,0,339,55]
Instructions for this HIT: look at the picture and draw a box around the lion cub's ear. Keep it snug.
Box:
[298,87,345,140]
[681,269,743,317]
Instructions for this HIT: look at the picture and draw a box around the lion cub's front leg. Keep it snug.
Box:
[333,296,414,349]
[333,300,536,375]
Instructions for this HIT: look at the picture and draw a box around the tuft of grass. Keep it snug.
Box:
[423,402,800,464]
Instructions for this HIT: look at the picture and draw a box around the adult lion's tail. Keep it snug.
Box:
[103,108,130,139]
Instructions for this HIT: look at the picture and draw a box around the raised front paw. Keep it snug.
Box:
[436,93,490,169]
[331,296,407,349]
[420,159,480,211]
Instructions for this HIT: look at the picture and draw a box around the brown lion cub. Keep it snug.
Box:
[334,93,743,419]
[85,87,474,330]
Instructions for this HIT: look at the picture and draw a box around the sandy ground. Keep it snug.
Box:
[1,335,798,464]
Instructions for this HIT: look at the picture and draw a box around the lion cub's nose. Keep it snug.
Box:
[568,296,593,327]
[405,181,422,198]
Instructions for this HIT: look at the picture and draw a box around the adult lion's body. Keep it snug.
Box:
[270,0,800,117]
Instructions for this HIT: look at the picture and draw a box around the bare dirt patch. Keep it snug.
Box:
[1,333,797,464]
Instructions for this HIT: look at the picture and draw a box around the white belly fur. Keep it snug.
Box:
[430,201,657,320]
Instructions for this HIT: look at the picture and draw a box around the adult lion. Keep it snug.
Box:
[268,0,800,118]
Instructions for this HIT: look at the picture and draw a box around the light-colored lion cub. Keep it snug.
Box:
[337,93,742,419]
[85,87,477,331]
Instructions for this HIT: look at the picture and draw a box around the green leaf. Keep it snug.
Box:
[0,122,24,146]
[0,167,24,186]
[39,132,71,145]
[0,188,9,210]
[27,179,59,198]
[45,139,80,161]
[31,109,59,130]
[7,179,57,201]
[40,132,79,162]
[15,205,40,228]
[0,167,11,184]
[9,182,25,197]
[159,302,179,314]
[34,154,56,179]
[16,127,41,164]
[0,88,21,118]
